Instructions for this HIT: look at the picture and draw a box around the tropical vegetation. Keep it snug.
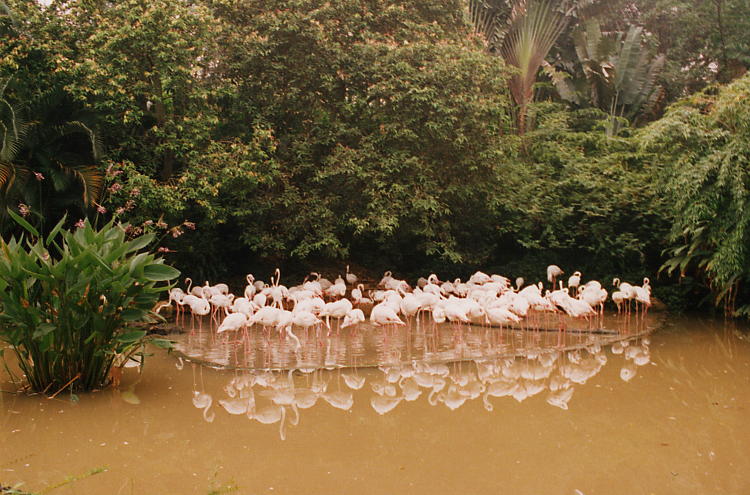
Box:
[0,0,748,315]
[0,215,178,394]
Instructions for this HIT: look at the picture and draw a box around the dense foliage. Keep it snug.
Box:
[0,0,748,314]
[641,74,750,316]
[0,215,178,393]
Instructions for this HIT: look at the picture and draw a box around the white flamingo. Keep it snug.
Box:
[345,265,358,285]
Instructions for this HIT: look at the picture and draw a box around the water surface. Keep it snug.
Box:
[1,315,748,494]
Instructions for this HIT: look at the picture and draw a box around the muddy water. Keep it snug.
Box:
[1,315,749,495]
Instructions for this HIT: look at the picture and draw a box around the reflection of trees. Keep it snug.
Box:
[189,336,652,439]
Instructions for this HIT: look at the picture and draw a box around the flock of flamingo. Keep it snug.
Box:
[163,264,653,349]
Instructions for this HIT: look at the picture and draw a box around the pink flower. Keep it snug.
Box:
[124,225,143,236]
[157,246,174,253]
[170,227,184,238]
[156,221,167,229]
[143,220,154,226]
[105,164,123,178]
[75,219,85,228]
[131,188,141,197]
[33,172,45,181]
[108,183,123,193]
[97,205,107,214]
[182,221,196,230]
[124,200,135,210]
[18,203,30,217]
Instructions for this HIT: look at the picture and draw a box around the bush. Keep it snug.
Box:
[0,213,179,394]
[641,74,750,315]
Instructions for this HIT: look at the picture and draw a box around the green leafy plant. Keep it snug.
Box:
[547,20,665,136]
[470,0,576,133]
[0,212,178,394]
[641,74,750,316]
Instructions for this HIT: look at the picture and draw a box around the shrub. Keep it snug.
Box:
[641,74,750,315]
[0,212,179,394]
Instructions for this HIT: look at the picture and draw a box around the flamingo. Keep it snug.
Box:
[578,284,608,314]
[217,309,248,334]
[309,272,333,291]
[341,308,366,329]
[351,284,372,306]
[423,274,443,297]
[611,290,627,313]
[250,306,282,328]
[345,265,358,285]
[378,270,394,288]
[209,292,234,322]
[399,293,421,320]
[634,278,652,314]
[320,298,353,329]
[567,271,582,291]
[231,297,254,317]
[275,310,302,351]
[244,274,257,299]
[613,278,637,314]
[182,294,210,330]
[547,265,564,289]
[468,271,491,285]
[370,302,405,326]
[325,277,346,299]
[184,277,204,297]
[165,287,185,317]
[485,306,521,327]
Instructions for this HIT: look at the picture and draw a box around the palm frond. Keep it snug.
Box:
[61,121,103,161]
[0,161,13,189]
[499,0,571,131]
[542,61,580,104]
[63,164,104,206]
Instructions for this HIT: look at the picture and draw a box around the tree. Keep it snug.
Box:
[0,82,103,234]
[575,0,750,101]
[547,20,665,135]
[641,74,750,315]
[470,0,577,133]
[14,0,226,181]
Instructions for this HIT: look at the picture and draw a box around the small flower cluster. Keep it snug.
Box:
[99,161,197,255]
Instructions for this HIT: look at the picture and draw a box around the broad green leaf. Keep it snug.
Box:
[45,214,68,247]
[116,330,147,343]
[121,309,147,322]
[125,234,155,253]
[142,263,180,282]
[32,323,56,339]
[150,338,174,349]
[7,208,40,238]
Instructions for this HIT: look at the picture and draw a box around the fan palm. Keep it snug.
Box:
[469,0,576,133]
[0,84,103,234]
[0,78,28,209]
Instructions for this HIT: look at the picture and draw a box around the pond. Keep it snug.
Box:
[1,313,749,494]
